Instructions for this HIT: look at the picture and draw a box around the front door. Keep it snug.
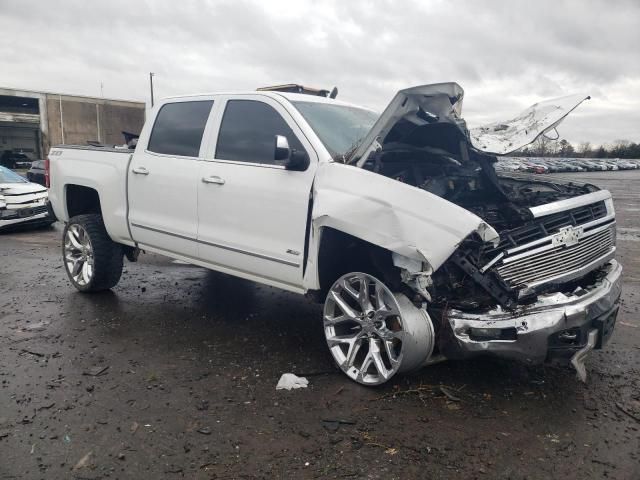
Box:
[197,96,316,289]
[128,100,213,257]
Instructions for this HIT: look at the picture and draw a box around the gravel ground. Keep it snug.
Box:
[1,170,639,479]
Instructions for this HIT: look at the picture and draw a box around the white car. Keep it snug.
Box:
[47,83,621,386]
[0,166,53,230]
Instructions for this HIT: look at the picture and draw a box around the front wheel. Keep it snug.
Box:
[62,214,123,292]
[323,272,435,386]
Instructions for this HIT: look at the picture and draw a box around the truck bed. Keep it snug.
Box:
[48,145,136,246]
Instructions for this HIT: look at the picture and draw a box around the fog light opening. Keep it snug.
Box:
[469,327,517,341]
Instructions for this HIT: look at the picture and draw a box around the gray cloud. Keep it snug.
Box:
[1,0,638,146]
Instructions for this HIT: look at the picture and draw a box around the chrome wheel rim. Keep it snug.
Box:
[324,272,434,385]
[64,224,94,287]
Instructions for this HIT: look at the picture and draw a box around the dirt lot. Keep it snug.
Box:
[1,171,639,479]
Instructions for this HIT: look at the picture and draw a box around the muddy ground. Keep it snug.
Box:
[1,170,639,479]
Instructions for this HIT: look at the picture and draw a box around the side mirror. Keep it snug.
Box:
[286,150,310,171]
[274,135,290,161]
[274,135,310,171]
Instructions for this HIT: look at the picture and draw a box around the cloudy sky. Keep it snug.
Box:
[1,0,638,146]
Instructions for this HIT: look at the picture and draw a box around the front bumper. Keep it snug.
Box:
[441,260,622,365]
[0,203,52,229]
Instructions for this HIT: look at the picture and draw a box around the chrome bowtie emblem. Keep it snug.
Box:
[552,225,584,247]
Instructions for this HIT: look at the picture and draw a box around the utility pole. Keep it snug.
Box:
[59,95,65,144]
[149,72,155,107]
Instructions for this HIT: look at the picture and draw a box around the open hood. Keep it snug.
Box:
[470,93,590,154]
[350,83,589,165]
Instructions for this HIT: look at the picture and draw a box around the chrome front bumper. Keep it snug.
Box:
[442,260,622,366]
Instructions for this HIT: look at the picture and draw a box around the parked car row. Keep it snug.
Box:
[496,157,640,174]
[3,151,636,234]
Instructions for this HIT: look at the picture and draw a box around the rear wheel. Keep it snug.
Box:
[62,214,123,292]
[323,272,434,385]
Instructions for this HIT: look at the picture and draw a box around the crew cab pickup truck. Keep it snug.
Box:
[48,83,622,385]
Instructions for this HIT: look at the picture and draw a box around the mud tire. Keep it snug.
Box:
[62,214,123,292]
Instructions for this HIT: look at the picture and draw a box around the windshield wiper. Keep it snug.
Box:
[335,139,364,163]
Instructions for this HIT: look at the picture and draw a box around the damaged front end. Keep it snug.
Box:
[439,260,621,382]
[343,83,622,380]
[428,193,620,382]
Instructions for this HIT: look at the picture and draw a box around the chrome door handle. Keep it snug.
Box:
[131,166,149,175]
[202,176,225,185]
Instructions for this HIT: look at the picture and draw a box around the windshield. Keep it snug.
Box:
[0,166,28,184]
[292,101,378,159]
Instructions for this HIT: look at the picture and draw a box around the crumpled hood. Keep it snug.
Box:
[469,93,590,154]
[0,182,47,196]
[350,83,589,165]
[0,182,48,209]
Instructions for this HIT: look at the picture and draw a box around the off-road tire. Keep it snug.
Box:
[63,214,123,292]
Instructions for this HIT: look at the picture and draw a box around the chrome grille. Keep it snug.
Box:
[496,226,615,288]
[481,200,607,259]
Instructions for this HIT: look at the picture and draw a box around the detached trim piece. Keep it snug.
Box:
[130,222,300,268]
[529,190,611,218]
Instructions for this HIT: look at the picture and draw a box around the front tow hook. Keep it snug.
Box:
[570,329,598,383]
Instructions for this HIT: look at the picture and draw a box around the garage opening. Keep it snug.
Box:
[0,95,41,167]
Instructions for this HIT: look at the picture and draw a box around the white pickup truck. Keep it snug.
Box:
[48,83,622,385]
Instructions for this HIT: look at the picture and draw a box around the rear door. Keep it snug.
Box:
[128,99,213,257]
[196,95,317,289]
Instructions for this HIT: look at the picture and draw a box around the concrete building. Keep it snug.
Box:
[0,87,145,161]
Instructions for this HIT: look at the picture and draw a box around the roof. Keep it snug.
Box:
[163,90,368,110]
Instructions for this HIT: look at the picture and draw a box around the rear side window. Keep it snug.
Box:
[147,101,213,157]
[215,100,303,164]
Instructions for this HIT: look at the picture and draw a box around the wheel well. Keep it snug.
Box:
[66,185,102,218]
[316,227,402,298]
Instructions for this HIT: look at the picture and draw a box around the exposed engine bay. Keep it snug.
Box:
[362,141,596,231]
[363,140,602,311]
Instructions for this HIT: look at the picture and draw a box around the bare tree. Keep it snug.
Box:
[531,135,553,156]
[558,139,575,157]
[578,142,592,158]
[610,139,631,158]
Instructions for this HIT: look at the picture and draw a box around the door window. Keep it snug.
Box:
[147,101,213,157]
[215,100,303,164]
